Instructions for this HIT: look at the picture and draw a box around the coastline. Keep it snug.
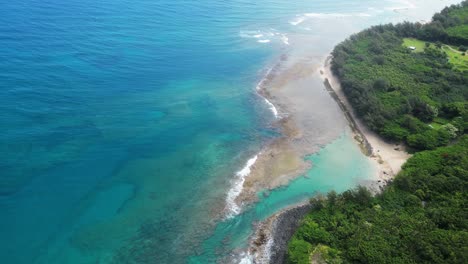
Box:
[227,41,412,217]
[226,1,463,262]
[243,54,412,264]
[227,0,456,258]
[240,202,313,264]
[320,56,411,191]
[227,55,343,216]
[231,52,411,217]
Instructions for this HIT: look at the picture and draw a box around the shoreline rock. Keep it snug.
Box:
[246,202,314,264]
[268,203,313,264]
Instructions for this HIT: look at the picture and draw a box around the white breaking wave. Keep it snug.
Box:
[255,67,279,118]
[240,30,289,46]
[263,98,278,117]
[304,12,372,18]
[385,0,416,11]
[289,16,307,26]
[239,30,262,39]
[236,236,274,263]
[255,67,274,91]
[281,34,289,45]
[237,155,258,177]
[238,253,254,264]
[225,66,280,218]
[240,30,273,39]
[225,155,259,218]
[290,12,372,26]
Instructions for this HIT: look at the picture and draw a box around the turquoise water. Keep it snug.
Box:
[190,133,377,263]
[0,0,459,263]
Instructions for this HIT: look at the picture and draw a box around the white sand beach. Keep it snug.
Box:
[321,56,411,190]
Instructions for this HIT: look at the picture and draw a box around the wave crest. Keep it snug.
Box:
[290,12,372,26]
[240,30,289,46]
[225,154,259,218]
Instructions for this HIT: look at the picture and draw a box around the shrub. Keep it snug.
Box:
[287,238,312,264]
[382,122,409,141]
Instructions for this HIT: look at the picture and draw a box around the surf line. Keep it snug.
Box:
[256,67,279,118]
[225,65,281,218]
[225,154,259,218]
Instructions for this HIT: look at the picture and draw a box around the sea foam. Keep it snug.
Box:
[240,30,289,46]
[263,98,278,117]
[281,34,290,45]
[290,12,371,26]
[255,67,279,118]
[225,154,259,218]
[236,236,274,264]
[238,253,254,264]
[385,0,416,11]
[225,64,280,218]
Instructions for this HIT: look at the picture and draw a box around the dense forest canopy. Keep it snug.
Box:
[287,2,468,263]
[287,136,468,264]
[331,1,468,151]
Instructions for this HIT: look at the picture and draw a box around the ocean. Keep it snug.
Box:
[0,0,460,263]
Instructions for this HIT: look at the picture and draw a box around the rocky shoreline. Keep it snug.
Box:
[268,203,314,264]
[245,202,314,264]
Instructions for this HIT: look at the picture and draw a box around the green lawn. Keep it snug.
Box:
[403,38,468,71]
[442,45,468,72]
[402,38,427,52]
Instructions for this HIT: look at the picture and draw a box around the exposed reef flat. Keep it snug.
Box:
[231,54,348,212]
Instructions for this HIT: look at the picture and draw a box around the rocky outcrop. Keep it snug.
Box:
[268,203,313,264]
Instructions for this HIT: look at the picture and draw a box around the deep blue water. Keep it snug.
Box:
[0,0,459,263]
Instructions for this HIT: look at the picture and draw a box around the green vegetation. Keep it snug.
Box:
[331,1,468,151]
[442,45,468,71]
[447,25,468,41]
[402,38,468,71]
[431,1,468,44]
[402,37,427,52]
[287,2,468,263]
[443,4,468,43]
[287,137,468,264]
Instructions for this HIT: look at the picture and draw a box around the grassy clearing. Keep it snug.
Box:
[403,38,468,71]
[402,38,427,52]
[442,45,468,72]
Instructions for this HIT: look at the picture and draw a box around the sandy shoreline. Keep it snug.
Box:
[241,55,412,264]
[320,56,411,191]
